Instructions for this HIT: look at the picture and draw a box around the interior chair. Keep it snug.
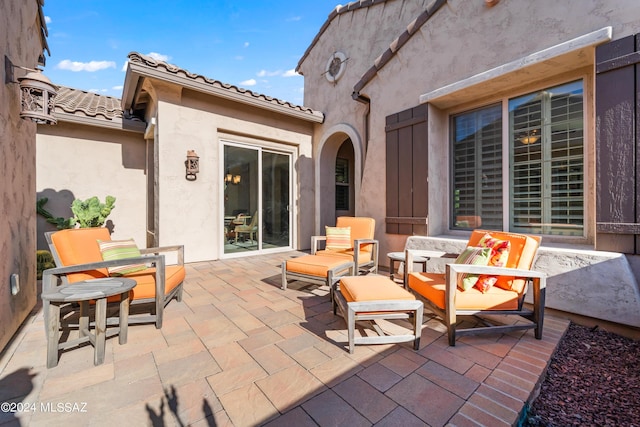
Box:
[44,227,185,329]
[235,211,258,243]
[405,230,545,346]
[312,216,379,275]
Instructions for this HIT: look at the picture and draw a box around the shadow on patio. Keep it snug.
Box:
[0,251,569,426]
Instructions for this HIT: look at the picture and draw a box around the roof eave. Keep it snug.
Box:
[51,111,146,133]
[123,62,324,124]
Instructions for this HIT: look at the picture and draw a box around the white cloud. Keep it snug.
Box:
[45,16,52,24]
[257,69,282,77]
[121,61,128,72]
[282,69,298,77]
[112,85,123,90]
[56,60,116,72]
[286,16,301,22]
[240,79,256,86]
[88,88,108,93]
[146,52,170,62]
[243,42,250,48]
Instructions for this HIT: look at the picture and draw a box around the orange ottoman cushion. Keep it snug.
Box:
[286,255,353,278]
[340,275,415,303]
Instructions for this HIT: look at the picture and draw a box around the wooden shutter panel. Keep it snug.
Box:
[595,33,640,253]
[385,104,428,235]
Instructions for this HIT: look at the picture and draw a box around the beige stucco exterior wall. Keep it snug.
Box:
[150,85,315,263]
[0,0,45,351]
[36,122,148,248]
[300,0,640,326]
[301,0,640,257]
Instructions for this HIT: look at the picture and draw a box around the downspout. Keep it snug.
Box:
[351,91,370,155]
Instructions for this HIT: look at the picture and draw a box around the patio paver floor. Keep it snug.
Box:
[0,251,568,426]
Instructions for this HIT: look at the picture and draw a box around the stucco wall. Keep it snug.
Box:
[152,86,315,263]
[0,0,44,351]
[300,0,640,326]
[36,123,147,249]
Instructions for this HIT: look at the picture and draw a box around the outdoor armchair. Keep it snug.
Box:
[312,216,379,275]
[44,227,185,329]
[405,230,545,346]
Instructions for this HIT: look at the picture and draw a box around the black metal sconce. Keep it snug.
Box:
[5,55,58,125]
[185,150,200,181]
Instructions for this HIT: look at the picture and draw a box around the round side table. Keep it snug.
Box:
[41,278,136,368]
[387,252,429,283]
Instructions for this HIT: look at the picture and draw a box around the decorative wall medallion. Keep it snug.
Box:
[325,51,347,83]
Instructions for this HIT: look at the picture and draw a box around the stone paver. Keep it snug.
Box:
[0,251,570,426]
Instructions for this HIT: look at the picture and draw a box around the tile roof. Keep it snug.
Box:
[53,86,139,122]
[126,52,323,121]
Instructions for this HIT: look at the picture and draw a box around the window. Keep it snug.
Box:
[335,157,349,210]
[451,80,584,236]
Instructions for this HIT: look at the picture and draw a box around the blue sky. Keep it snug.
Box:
[42,1,342,106]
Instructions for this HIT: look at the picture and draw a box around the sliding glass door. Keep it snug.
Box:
[223,143,291,255]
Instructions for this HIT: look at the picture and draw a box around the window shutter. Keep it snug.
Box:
[385,104,428,235]
[595,33,640,253]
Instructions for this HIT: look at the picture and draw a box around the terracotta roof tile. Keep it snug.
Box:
[127,52,319,116]
[54,86,139,122]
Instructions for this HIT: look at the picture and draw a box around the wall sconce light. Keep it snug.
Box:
[224,171,241,185]
[5,55,58,125]
[519,129,540,145]
[185,150,199,181]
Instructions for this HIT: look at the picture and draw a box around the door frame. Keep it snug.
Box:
[219,138,297,259]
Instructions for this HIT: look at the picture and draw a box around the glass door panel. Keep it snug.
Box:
[224,145,258,254]
[262,151,290,248]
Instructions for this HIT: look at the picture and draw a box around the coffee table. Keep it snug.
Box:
[41,278,136,368]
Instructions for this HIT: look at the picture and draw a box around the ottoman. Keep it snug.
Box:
[334,275,423,353]
[281,255,354,291]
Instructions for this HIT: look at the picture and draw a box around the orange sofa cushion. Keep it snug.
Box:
[286,255,352,278]
[408,272,519,311]
[340,276,415,303]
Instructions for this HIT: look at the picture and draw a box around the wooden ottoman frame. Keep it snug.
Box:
[333,276,423,354]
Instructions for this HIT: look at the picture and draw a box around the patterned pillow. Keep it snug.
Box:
[98,239,147,276]
[454,246,492,291]
[325,226,351,250]
[475,233,511,293]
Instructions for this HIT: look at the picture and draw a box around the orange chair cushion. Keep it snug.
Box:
[286,255,352,278]
[408,272,519,311]
[335,216,375,251]
[340,276,415,303]
[52,228,111,282]
[51,227,185,301]
[314,249,373,265]
[122,265,186,300]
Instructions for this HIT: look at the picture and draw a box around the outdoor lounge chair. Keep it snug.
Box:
[311,216,379,275]
[405,230,545,346]
[281,216,379,292]
[44,227,185,329]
